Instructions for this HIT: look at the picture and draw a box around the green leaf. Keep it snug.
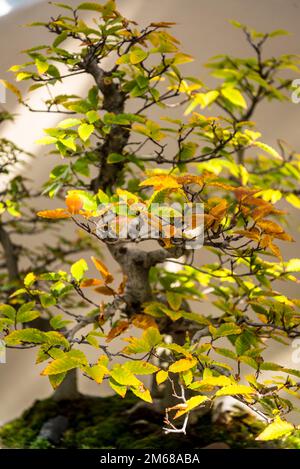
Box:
[35,59,49,75]
[256,417,294,441]
[50,315,72,330]
[40,293,57,308]
[85,364,108,383]
[210,323,242,339]
[53,30,69,47]
[86,110,100,123]
[17,309,40,323]
[49,372,67,390]
[123,361,158,375]
[77,2,104,12]
[221,87,247,109]
[78,123,94,142]
[59,137,77,151]
[252,141,282,160]
[0,304,16,320]
[166,291,182,311]
[110,364,142,387]
[58,118,81,129]
[5,328,47,345]
[71,258,88,282]
[41,350,88,375]
[35,136,57,145]
[107,153,124,164]
[122,327,161,354]
[129,47,148,65]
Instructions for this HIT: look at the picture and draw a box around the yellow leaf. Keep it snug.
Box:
[156,370,169,385]
[131,385,152,403]
[173,395,209,419]
[286,193,300,209]
[0,79,22,101]
[221,87,247,109]
[139,174,181,190]
[215,384,255,396]
[169,357,197,373]
[256,417,294,441]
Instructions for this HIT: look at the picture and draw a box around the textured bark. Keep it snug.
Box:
[85,59,129,192]
[0,225,19,281]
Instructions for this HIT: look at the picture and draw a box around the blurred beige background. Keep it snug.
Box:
[0,0,300,425]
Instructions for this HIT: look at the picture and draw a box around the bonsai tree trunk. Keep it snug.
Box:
[52,370,80,401]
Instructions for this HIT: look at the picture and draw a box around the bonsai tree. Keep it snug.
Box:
[1,0,300,442]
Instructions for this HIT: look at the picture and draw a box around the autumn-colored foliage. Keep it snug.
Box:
[1,0,300,442]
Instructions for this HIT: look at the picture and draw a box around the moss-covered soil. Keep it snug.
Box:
[0,395,298,449]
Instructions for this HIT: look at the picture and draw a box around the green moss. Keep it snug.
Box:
[0,395,298,449]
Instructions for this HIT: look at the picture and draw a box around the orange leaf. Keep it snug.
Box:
[274,232,294,242]
[106,320,130,342]
[91,256,114,284]
[260,234,272,249]
[80,278,104,288]
[269,242,282,260]
[176,174,203,186]
[131,314,158,330]
[209,199,228,220]
[252,206,273,221]
[256,219,284,235]
[37,209,71,219]
[66,193,83,215]
[204,214,215,228]
[235,229,260,241]
[209,181,237,191]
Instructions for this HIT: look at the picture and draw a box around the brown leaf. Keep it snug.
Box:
[94,285,115,296]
